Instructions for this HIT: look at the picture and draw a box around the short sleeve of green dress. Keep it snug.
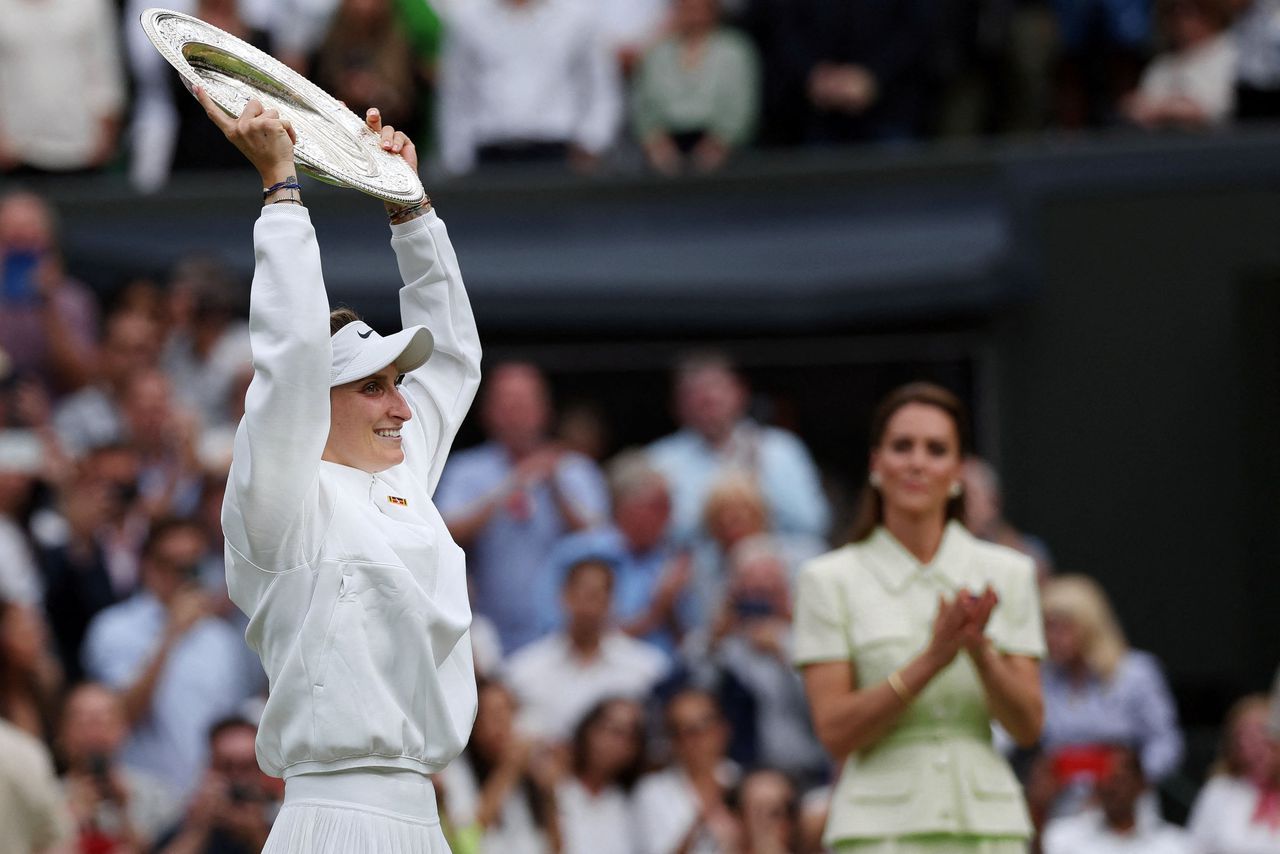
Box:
[793,521,1045,853]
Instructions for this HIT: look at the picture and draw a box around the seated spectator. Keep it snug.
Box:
[648,352,829,547]
[505,557,669,743]
[733,768,799,854]
[119,369,204,520]
[1187,693,1280,853]
[633,688,741,854]
[436,0,622,175]
[438,362,609,653]
[798,0,938,142]
[160,256,250,431]
[1036,575,1185,818]
[0,0,125,173]
[314,0,420,133]
[961,456,1055,583]
[632,0,761,175]
[0,440,41,605]
[155,717,280,854]
[57,682,180,851]
[1229,0,1280,119]
[682,536,826,788]
[1124,0,1239,128]
[557,697,648,854]
[599,0,671,76]
[540,451,692,656]
[0,191,98,394]
[438,678,560,854]
[0,599,62,741]
[53,309,160,459]
[0,717,73,854]
[81,518,256,797]
[1042,744,1196,854]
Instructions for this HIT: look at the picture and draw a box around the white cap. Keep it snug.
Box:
[329,321,434,387]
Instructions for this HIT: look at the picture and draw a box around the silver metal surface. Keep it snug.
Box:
[140,7,425,205]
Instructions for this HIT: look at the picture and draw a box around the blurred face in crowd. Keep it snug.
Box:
[1043,610,1086,668]
[0,469,34,515]
[583,699,645,780]
[676,365,747,445]
[562,561,614,638]
[0,601,48,672]
[482,364,551,456]
[674,0,721,34]
[210,723,264,794]
[101,312,160,393]
[1229,700,1278,783]
[58,684,128,766]
[706,487,767,550]
[472,682,518,760]
[738,770,796,852]
[325,365,412,473]
[142,524,208,602]
[0,192,55,255]
[668,691,729,773]
[959,459,1001,537]
[122,370,176,452]
[615,478,671,553]
[1096,748,1145,827]
[869,402,962,523]
[730,550,790,616]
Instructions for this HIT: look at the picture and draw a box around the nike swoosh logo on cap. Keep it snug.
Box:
[357,329,373,339]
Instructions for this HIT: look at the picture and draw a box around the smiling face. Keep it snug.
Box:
[324,364,412,473]
[870,402,963,524]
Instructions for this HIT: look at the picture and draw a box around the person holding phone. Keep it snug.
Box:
[794,382,1045,853]
[191,82,481,854]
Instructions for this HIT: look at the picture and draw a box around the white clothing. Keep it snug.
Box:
[439,753,551,854]
[0,721,74,854]
[0,0,126,170]
[632,762,741,854]
[1138,34,1239,125]
[222,205,482,781]
[557,777,638,854]
[265,769,449,854]
[1043,808,1198,854]
[1188,775,1280,854]
[437,0,623,174]
[0,515,40,604]
[504,631,669,742]
[598,0,670,53]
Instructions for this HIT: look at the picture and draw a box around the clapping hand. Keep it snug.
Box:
[927,585,1000,667]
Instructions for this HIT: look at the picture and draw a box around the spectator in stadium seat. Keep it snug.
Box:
[961,456,1055,583]
[0,0,126,174]
[599,0,671,77]
[1229,0,1280,119]
[557,697,648,854]
[437,362,609,653]
[0,717,74,854]
[81,518,255,798]
[314,0,420,133]
[505,557,668,743]
[648,351,829,547]
[631,0,761,175]
[1187,693,1280,854]
[1036,574,1185,818]
[733,768,800,854]
[436,0,623,175]
[0,598,63,741]
[1123,0,1239,128]
[1042,744,1196,854]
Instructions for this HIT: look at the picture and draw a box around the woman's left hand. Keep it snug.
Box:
[365,107,419,215]
[959,585,999,655]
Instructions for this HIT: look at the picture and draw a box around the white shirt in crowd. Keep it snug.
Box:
[503,631,668,743]
[436,0,623,175]
[439,752,550,854]
[557,777,638,854]
[597,0,670,55]
[1188,775,1280,854]
[0,515,41,605]
[0,0,126,171]
[632,761,741,854]
[1043,807,1199,854]
[1137,33,1239,125]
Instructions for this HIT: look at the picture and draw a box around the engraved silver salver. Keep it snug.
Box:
[140,8,426,205]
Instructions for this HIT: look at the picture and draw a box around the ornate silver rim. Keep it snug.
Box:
[140,7,425,205]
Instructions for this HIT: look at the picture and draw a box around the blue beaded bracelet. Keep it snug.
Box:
[262,180,302,199]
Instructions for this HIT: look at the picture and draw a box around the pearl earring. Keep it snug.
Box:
[949,481,963,498]
[869,472,883,489]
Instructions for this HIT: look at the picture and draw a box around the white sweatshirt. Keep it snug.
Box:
[221,204,482,780]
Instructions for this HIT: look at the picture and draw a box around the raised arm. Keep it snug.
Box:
[197,88,331,570]
[368,110,481,496]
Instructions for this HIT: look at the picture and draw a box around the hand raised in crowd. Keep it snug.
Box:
[165,586,210,642]
[511,446,565,490]
[194,87,296,185]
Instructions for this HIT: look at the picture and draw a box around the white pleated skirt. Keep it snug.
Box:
[264,768,450,854]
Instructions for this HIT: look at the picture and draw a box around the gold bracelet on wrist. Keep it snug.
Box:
[887,670,914,705]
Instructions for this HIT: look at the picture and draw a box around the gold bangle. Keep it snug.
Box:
[887,670,914,705]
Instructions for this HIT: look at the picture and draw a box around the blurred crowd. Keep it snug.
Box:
[2,182,1280,854]
[4,0,1280,190]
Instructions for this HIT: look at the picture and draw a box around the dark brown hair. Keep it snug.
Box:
[848,382,971,543]
[329,306,362,336]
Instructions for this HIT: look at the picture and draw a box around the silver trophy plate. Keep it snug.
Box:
[140,7,425,205]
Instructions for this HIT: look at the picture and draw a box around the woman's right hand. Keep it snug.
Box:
[926,592,971,667]
[194,86,297,185]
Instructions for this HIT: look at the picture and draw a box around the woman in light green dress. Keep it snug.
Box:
[793,383,1046,854]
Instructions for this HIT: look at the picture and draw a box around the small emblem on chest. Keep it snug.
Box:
[387,495,409,507]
